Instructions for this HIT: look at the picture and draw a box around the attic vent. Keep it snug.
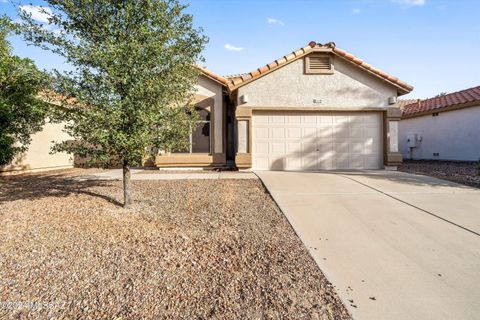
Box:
[305,54,334,74]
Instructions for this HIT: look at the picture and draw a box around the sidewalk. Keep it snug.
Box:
[76,169,257,181]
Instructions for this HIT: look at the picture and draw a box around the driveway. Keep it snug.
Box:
[256,170,480,320]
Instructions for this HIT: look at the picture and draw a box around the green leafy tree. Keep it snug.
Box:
[17,0,207,207]
[0,17,48,166]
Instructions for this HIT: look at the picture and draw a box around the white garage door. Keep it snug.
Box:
[252,112,383,170]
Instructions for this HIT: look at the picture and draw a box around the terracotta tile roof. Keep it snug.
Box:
[197,66,228,86]
[226,41,413,95]
[397,99,420,110]
[224,73,248,79]
[402,86,480,118]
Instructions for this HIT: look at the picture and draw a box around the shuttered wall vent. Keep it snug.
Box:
[305,55,334,74]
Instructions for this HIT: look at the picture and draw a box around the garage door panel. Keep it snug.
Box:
[286,115,301,124]
[333,124,349,138]
[350,127,364,138]
[286,127,302,138]
[285,157,302,170]
[271,115,285,124]
[365,156,382,169]
[317,143,332,153]
[334,154,349,169]
[365,141,381,154]
[255,127,269,138]
[318,158,334,170]
[302,156,318,170]
[303,127,316,139]
[253,111,382,170]
[349,141,365,154]
[271,128,285,138]
[302,142,317,153]
[303,115,317,124]
[334,142,349,154]
[317,125,333,138]
[349,156,365,169]
[270,158,285,170]
[255,157,269,169]
[365,127,380,137]
[255,142,269,154]
[318,114,333,123]
[287,142,302,153]
[270,142,286,154]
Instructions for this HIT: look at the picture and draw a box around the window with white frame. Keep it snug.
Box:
[173,108,211,154]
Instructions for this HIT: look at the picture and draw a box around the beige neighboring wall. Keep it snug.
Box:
[1,120,73,174]
[236,57,397,108]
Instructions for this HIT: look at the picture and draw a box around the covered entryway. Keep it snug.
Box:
[252,111,383,170]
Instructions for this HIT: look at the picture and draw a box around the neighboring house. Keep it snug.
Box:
[399,86,480,161]
[157,41,413,170]
[0,120,73,174]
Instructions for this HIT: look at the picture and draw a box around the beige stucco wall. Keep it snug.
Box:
[399,105,480,161]
[196,75,223,154]
[1,120,73,173]
[237,56,398,108]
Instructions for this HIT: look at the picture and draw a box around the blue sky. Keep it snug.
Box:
[2,0,479,98]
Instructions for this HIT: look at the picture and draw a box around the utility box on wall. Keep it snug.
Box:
[407,133,419,148]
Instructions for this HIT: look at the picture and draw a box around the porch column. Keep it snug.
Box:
[384,107,402,168]
[235,107,252,169]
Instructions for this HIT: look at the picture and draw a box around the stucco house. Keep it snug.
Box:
[0,120,74,174]
[2,41,414,174]
[157,41,413,170]
[399,86,480,161]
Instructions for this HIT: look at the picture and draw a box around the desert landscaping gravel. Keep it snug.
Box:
[399,160,480,188]
[0,170,350,319]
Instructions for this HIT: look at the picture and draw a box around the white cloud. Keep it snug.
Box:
[352,8,361,14]
[392,0,426,7]
[267,17,285,26]
[20,5,53,23]
[224,43,244,52]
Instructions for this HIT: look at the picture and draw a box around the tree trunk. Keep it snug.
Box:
[123,163,133,208]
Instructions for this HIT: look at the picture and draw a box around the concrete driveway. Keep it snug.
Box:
[256,170,480,320]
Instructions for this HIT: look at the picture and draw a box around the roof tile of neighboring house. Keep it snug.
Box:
[397,99,420,110]
[225,41,414,94]
[402,86,480,117]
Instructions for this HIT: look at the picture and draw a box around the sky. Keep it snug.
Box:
[1,0,479,99]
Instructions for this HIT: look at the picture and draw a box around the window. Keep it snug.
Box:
[173,108,211,154]
[305,54,334,74]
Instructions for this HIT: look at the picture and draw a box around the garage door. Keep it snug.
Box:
[252,112,383,170]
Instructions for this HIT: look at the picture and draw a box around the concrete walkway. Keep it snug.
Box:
[77,169,257,180]
[256,170,480,320]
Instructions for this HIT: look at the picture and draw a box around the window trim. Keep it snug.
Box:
[304,54,334,75]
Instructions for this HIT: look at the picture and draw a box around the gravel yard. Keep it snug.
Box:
[0,169,350,319]
[399,160,480,188]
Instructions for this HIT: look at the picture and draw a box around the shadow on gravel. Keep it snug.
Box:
[0,173,123,206]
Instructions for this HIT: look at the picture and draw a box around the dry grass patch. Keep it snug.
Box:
[0,170,350,319]
[399,160,480,188]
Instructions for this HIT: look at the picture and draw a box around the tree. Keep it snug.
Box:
[17,0,207,207]
[0,17,48,166]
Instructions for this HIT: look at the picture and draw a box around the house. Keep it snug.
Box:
[0,120,73,174]
[156,41,413,170]
[399,86,480,161]
[2,41,414,174]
